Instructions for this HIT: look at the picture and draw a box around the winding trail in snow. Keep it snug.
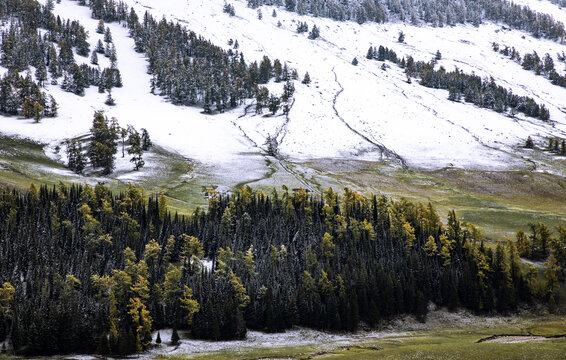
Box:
[232,101,314,191]
[332,66,408,169]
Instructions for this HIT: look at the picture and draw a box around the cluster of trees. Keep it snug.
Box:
[71,0,291,112]
[515,223,565,303]
[253,59,297,115]
[0,183,562,356]
[246,0,565,41]
[0,0,123,104]
[296,21,320,39]
[66,112,151,175]
[366,44,551,121]
[0,69,57,121]
[223,2,236,16]
[492,43,566,88]
[546,137,566,156]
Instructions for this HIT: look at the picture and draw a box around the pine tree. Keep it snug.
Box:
[141,128,152,150]
[171,327,180,345]
[366,46,374,59]
[33,102,43,123]
[104,27,113,43]
[105,89,115,106]
[35,62,48,87]
[97,332,110,358]
[128,131,144,171]
[156,332,161,344]
[88,112,117,174]
[302,72,311,85]
[47,95,58,117]
[308,25,320,39]
[525,136,534,149]
[96,19,105,34]
[268,95,280,115]
[398,31,405,43]
[90,51,98,65]
[95,39,105,54]
[21,97,34,118]
[352,57,358,66]
[67,140,86,174]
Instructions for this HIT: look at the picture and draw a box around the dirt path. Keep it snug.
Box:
[331,66,408,169]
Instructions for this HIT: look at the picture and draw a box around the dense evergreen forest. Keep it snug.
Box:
[69,0,294,112]
[246,0,565,41]
[0,0,122,115]
[0,183,563,356]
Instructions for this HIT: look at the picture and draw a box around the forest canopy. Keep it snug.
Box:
[0,183,563,356]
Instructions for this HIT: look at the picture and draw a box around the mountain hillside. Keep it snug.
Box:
[0,0,565,190]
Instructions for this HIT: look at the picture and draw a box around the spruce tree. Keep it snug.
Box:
[90,51,98,65]
[96,19,105,34]
[141,128,152,150]
[171,327,180,345]
[128,131,144,171]
[308,25,320,40]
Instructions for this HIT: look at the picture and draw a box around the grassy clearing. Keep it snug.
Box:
[152,320,566,360]
[305,160,566,241]
[156,327,566,360]
[323,336,566,360]
[155,345,319,360]
[0,135,565,240]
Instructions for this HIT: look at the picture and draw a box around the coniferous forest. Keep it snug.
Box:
[0,0,565,357]
[0,184,564,356]
[246,0,565,40]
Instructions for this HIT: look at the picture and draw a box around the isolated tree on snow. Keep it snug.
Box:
[141,128,152,150]
[352,57,358,66]
[105,87,115,106]
[302,72,311,85]
[308,25,320,39]
[171,327,180,345]
[525,136,534,149]
[398,31,405,43]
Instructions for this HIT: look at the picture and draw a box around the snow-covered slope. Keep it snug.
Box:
[1,0,566,186]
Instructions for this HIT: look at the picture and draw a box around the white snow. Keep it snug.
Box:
[1,0,565,184]
[511,0,566,26]
[142,327,400,359]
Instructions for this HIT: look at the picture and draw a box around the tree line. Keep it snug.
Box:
[492,42,566,89]
[0,183,562,356]
[366,44,551,121]
[246,0,565,41]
